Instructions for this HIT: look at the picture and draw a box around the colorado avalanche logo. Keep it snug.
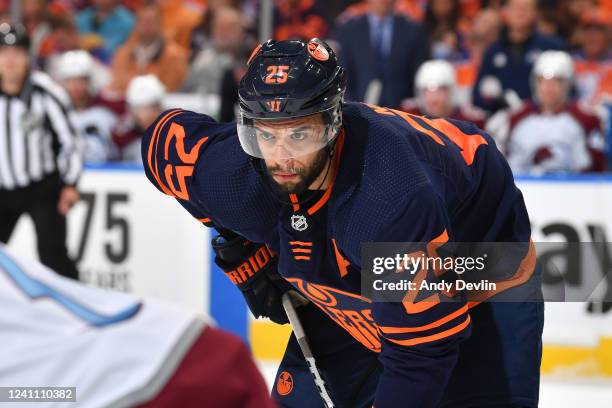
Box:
[291,214,308,231]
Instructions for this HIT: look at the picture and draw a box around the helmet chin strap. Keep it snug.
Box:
[250,136,339,209]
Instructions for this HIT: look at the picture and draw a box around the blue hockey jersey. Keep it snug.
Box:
[142,102,540,407]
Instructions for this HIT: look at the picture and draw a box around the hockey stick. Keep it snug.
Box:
[281,291,335,408]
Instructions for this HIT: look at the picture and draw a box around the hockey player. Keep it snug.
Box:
[0,244,274,408]
[504,50,606,174]
[55,50,118,163]
[401,59,486,129]
[113,75,166,163]
[142,39,542,407]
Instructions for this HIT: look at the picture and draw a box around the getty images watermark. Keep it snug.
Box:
[370,251,494,293]
[361,241,563,303]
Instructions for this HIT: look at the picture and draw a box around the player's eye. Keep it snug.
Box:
[257,130,275,141]
[290,132,307,141]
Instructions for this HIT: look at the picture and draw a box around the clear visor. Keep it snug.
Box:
[237,109,339,159]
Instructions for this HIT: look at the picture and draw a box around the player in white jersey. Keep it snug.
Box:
[401,59,487,128]
[112,75,166,164]
[502,51,606,174]
[55,51,119,163]
[0,244,274,408]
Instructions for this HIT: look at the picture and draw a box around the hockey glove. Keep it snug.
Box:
[212,231,292,324]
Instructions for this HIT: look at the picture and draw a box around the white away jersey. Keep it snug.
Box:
[0,244,206,408]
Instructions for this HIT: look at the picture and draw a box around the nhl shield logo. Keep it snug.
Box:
[291,214,308,231]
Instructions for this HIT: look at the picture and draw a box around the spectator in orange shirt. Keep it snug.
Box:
[156,0,202,53]
[107,1,188,93]
[573,7,612,108]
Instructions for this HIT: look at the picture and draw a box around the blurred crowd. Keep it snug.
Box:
[1,0,610,174]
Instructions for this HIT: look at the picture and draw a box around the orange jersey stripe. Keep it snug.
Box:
[393,110,445,146]
[364,104,445,146]
[289,241,313,246]
[291,248,312,253]
[467,301,481,309]
[332,238,350,278]
[294,256,311,260]
[307,130,345,216]
[385,315,471,347]
[467,240,537,303]
[421,117,488,165]
[379,304,468,334]
[289,194,300,212]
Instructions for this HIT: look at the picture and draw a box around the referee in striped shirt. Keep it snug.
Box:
[0,23,81,280]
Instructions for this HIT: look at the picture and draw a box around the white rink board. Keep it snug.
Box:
[7,166,210,313]
[518,178,612,345]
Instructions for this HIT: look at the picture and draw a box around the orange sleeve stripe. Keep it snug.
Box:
[291,248,312,253]
[467,240,537,303]
[468,301,481,309]
[384,315,471,347]
[289,241,313,246]
[379,304,468,334]
[197,217,211,224]
[146,109,183,196]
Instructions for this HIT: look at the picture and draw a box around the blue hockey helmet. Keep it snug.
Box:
[237,38,346,159]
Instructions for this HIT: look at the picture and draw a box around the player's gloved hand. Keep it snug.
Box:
[212,230,292,324]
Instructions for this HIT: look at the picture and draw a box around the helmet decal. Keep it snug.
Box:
[307,40,330,62]
[264,65,290,84]
[266,100,282,112]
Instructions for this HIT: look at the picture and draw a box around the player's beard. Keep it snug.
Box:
[265,148,331,194]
